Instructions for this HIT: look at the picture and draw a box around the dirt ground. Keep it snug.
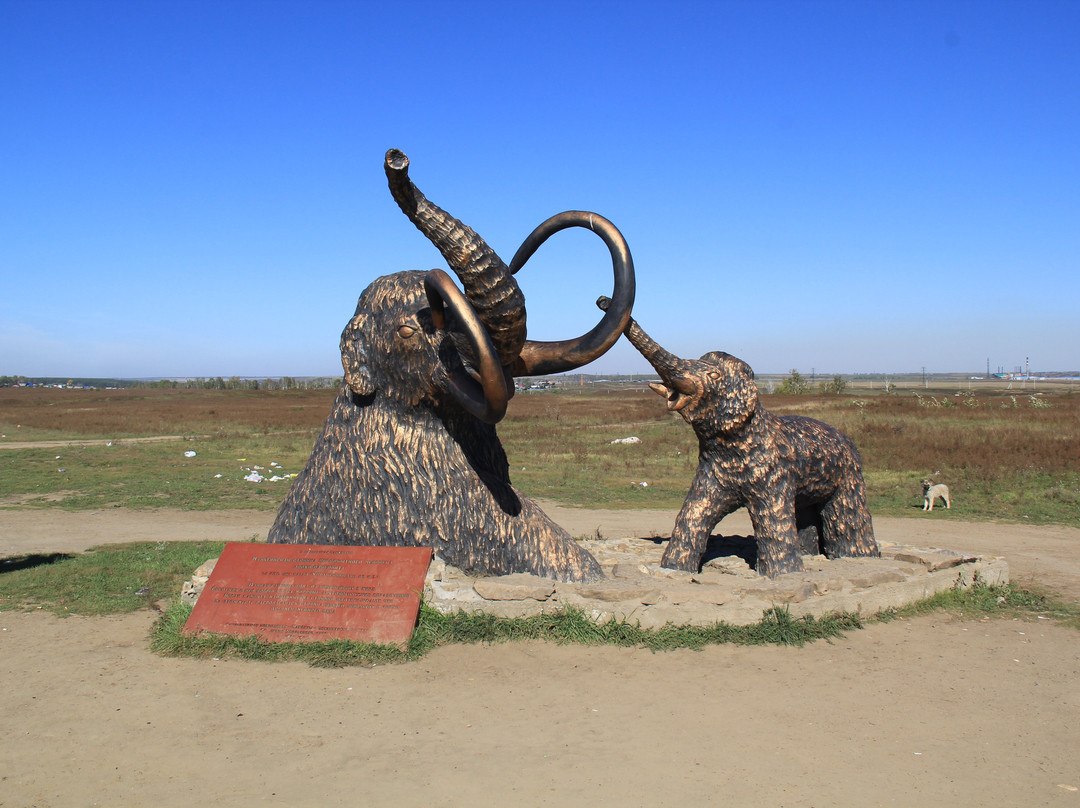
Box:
[2,505,1079,807]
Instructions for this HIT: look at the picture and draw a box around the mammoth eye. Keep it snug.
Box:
[397,324,418,339]
[708,371,721,380]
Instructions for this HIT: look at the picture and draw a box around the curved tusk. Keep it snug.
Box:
[508,211,635,376]
[424,270,510,424]
[387,149,527,368]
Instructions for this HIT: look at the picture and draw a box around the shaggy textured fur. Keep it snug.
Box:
[601,299,878,577]
[270,274,603,582]
[268,151,617,583]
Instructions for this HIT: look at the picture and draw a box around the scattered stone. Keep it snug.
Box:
[798,554,830,571]
[642,565,695,582]
[428,579,483,605]
[610,563,652,579]
[702,555,757,577]
[420,540,1009,627]
[636,602,724,629]
[181,534,1007,629]
[473,574,555,601]
[660,584,735,606]
[572,582,662,603]
[425,555,447,583]
[849,569,910,589]
[713,597,776,625]
[885,546,977,571]
[799,571,850,596]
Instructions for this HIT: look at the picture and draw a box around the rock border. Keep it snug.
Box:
[183,539,1008,630]
[424,539,1009,628]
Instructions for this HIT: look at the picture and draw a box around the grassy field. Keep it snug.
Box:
[1,383,1077,526]
[3,384,1078,660]
[5,536,1075,663]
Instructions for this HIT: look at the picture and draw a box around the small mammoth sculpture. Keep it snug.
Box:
[268,151,636,582]
[599,298,878,577]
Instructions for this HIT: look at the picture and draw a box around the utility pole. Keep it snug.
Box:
[922,366,926,388]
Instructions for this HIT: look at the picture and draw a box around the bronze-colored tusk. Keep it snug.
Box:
[424,270,510,424]
[508,211,635,376]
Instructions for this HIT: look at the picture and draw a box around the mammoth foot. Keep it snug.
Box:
[505,498,604,583]
[754,539,805,578]
[659,542,703,574]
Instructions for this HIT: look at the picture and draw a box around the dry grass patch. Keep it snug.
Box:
[2,385,1077,525]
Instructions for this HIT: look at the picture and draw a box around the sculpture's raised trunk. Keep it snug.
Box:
[385,149,526,368]
[597,296,697,408]
[624,319,694,384]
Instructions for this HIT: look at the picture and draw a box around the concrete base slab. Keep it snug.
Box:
[425,536,1009,627]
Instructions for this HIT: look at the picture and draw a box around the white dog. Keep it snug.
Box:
[921,479,951,511]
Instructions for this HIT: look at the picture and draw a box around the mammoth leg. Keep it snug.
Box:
[747,484,805,577]
[661,471,741,572]
[794,503,823,556]
[510,498,605,582]
[818,475,878,559]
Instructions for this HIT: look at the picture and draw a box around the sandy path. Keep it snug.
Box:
[2,506,1079,807]
[0,435,208,450]
[4,503,1078,599]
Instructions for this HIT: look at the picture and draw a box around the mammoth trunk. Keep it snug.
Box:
[385,149,526,367]
[624,319,692,384]
[595,295,688,383]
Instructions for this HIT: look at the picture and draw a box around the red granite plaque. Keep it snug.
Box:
[182,543,432,647]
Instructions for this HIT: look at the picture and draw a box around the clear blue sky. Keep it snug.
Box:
[2,0,1077,378]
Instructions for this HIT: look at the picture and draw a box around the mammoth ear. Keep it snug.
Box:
[712,355,758,431]
[728,363,759,425]
[340,315,375,397]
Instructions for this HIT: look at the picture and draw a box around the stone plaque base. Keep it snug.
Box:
[183,543,432,647]
[423,538,1008,628]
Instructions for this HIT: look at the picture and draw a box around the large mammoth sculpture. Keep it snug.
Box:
[268,150,635,582]
[598,298,877,578]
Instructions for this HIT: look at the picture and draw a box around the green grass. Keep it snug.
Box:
[149,580,1079,668]
[2,386,1078,526]
[1,538,863,663]
[502,390,1080,526]
[502,416,697,509]
[0,540,226,615]
[864,467,1080,524]
[149,601,864,667]
[875,580,1080,629]
[0,434,316,510]
[4,387,1077,666]
[4,539,1077,667]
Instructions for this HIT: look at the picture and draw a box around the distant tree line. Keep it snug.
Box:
[0,375,135,389]
[135,376,341,390]
[775,369,847,396]
[0,375,341,390]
